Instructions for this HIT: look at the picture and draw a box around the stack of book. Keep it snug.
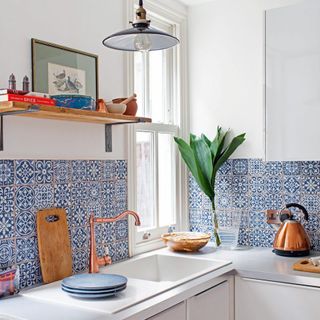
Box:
[0,89,56,106]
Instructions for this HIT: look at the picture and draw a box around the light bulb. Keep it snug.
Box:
[134,34,151,51]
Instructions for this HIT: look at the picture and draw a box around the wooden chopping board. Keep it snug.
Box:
[293,259,320,274]
[37,208,72,283]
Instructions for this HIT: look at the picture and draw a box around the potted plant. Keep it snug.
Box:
[174,127,246,246]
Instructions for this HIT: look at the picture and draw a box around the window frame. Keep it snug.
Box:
[125,0,189,256]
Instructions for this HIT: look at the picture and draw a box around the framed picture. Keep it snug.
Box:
[31,39,99,100]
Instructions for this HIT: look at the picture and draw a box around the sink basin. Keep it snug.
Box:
[104,253,230,283]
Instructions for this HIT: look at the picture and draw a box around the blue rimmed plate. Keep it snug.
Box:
[61,283,127,294]
[62,274,127,291]
[61,286,125,299]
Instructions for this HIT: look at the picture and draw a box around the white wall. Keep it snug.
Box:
[0,0,128,159]
[188,0,302,158]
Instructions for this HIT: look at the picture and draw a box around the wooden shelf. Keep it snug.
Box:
[0,101,151,125]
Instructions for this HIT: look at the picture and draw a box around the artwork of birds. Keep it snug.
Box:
[52,69,83,94]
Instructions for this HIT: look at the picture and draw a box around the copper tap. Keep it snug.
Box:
[89,210,141,273]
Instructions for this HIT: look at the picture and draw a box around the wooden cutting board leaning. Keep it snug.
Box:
[37,208,73,283]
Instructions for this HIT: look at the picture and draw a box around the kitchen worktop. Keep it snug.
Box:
[2,246,320,320]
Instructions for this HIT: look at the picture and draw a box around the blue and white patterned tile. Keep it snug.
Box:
[189,209,202,225]
[304,214,320,233]
[114,240,129,262]
[301,195,320,214]
[54,184,71,207]
[15,186,35,211]
[201,209,213,226]
[302,176,320,194]
[248,211,268,229]
[0,160,14,186]
[232,194,248,209]
[0,239,15,269]
[238,227,250,246]
[283,161,301,175]
[216,193,232,209]
[265,161,282,176]
[250,194,268,211]
[72,249,89,274]
[71,182,88,204]
[249,228,275,248]
[0,212,14,239]
[15,160,35,185]
[101,181,115,212]
[69,205,88,227]
[95,222,115,244]
[34,184,54,209]
[283,177,300,194]
[217,210,232,227]
[18,259,42,289]
[115,160,127,180]
[0,186,14,214]
[86,161,102,181]
[189,187,202,209]
[248,159,265,175]
[115,219,128,241]
[71,160,87,182]
[217,160,232,175]
[301,161,320,176]
[103,161,115,180]
[54,160,71,184]
[265,176,282,194]
[115,180,127,203]
[86,182,101,202]
[250,176,265,193]
[232,176,249,194]
[232,159,248,175]
[35,160,53,184]
[86,200,102,217]
[215,176,232,193]
[15,210,36,237]
[284,193,301,205]
[71,227,89,250]
[16,237,38,263]
[265,194,283,210]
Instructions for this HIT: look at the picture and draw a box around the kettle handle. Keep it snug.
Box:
[285,203,309,221]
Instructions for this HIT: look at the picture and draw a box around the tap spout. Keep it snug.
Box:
[89,210,141,273]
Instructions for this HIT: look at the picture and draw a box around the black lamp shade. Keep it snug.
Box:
[102,26,180,52]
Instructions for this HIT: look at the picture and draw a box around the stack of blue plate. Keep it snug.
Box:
[61,273,127,299]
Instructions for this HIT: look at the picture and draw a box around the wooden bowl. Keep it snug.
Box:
[161,232,211,252]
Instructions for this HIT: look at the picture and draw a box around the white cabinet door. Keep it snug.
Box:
[236,276,320,320]
[187,280,230,320]
[147,301,186,320]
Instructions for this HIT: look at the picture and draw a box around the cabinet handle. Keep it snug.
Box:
[240,277,320,292]
[194,280,227,297]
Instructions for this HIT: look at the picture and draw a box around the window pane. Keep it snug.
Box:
[136,131,155,230]
[149,51,166,123]
[158,133,176,227]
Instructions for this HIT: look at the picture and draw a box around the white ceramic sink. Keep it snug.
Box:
[104,253,231,283]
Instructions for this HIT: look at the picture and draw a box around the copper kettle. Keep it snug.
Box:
[273,203,311,257]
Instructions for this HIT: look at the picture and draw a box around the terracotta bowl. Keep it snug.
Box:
[161,232,211,252]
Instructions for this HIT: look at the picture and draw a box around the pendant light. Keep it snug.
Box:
[102,0,180,52]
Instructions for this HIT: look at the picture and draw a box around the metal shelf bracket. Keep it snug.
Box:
[0,105,40,151]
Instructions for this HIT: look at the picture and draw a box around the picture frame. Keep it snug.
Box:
[31,38,99,101]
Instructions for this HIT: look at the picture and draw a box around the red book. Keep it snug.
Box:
[0,94,55,106]
[0,89,28,95]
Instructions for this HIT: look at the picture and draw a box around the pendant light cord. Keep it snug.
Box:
[139,0,143,7]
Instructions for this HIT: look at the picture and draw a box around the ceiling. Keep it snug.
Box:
[178,0,215,6]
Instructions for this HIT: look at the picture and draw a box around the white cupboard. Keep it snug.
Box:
[147,278,232,320]
[235,276,320,320]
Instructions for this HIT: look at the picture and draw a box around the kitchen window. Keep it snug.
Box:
[127,0,187,255]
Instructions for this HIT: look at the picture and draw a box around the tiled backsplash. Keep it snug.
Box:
[0,160,129,289]
[189,159,320,251]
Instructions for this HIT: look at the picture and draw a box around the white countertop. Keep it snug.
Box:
[2,246,320,320]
